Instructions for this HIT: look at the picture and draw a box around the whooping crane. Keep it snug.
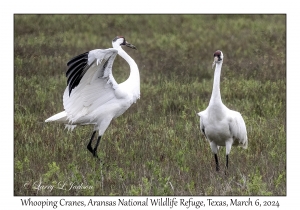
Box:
[197,50,248,172]
[45,36,140,159]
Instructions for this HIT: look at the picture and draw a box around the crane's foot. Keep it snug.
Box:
[87,144,99,159]
[93,149,99,159]
[87,131,96,157]
[86,132,101,160]
[87,144,93,154]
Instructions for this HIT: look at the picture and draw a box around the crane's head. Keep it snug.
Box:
[112,36,137,50]
[212,50,223,69]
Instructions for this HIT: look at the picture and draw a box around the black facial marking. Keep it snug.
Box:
[213,50,221,57]
[213,50,222,61]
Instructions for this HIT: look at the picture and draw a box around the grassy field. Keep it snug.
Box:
[14,14,286,196]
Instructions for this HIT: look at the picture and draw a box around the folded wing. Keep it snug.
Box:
[229,110,248,148]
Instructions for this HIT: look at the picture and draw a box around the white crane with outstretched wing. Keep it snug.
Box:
[45,36,140,158]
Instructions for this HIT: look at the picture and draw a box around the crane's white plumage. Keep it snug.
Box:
[197,50,247,172]
[45,36,140,158]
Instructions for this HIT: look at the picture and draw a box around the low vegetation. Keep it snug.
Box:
[14,14,286,195]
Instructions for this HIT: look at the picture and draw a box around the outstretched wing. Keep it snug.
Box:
[63,48,119,123]
[229,110,248,148]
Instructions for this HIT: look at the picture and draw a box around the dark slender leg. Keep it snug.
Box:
[93,136,101,158]
[225,154,229,175]
[214,154,219,171]
[87,131,96,155]
[226,154,229,169]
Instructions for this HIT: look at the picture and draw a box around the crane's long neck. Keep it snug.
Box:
[117,47,140,96]
[209,62,223,106]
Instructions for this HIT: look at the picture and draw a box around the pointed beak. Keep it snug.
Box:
[212,56,218,69]
[125,41,137,50]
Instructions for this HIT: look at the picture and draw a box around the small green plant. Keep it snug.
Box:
[128,185,141,196]
[274,171,285,189]
[15,156,30,173]
[42,162,61,183]
[247,169,272,195]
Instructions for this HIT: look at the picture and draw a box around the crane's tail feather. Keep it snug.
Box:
[65,124,77,131]
[241,137,248,149]
[45,111,67,123]
[45,111,77,131]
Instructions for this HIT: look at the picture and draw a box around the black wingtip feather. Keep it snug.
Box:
[67,62,87,85]
[66,50,117,96]
[67,52,88,67]
[66,52,89,96]
[66,56,88,78]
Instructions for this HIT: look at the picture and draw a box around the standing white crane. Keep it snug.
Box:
[45,36,140,158]
[197,50,248,172]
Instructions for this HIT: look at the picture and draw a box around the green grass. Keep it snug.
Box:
[14,14,286,196]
